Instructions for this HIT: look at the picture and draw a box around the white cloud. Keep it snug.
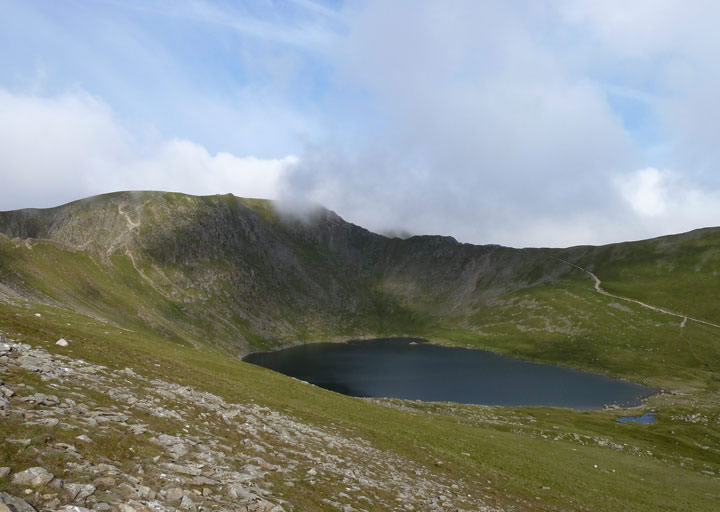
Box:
[278,1,720,247]
[616,168,670,217]
[0,89,295,211]
[560,1,720,178]
[615,167,720,234]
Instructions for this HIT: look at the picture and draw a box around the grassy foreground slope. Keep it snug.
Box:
[1,300,719,512]
[0,191,719,511]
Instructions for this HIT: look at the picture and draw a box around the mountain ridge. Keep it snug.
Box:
[0,191,575,354]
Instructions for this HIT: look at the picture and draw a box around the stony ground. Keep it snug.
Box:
[0,337,500,512]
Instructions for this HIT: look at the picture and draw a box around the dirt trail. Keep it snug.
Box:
[119,203,141,230]
[558,259,720,330]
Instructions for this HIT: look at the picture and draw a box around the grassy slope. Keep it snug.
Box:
[564,228,720,324]
[1,300,719,512]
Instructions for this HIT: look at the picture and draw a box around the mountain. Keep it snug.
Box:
[1,191,719,378]
[0,191,718,512]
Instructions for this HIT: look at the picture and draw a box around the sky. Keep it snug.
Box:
[1,0,720,247]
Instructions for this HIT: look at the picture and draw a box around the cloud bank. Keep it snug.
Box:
[0,89,296,211]
[278,0,720,246]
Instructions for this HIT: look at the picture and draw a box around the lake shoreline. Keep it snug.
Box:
[244,337,659,410]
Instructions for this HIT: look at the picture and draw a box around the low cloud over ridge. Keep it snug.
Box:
[0,89,297,211]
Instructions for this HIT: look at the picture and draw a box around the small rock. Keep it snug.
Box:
[0,468,11,478]
[115,484,139,499]
[6,439,31,447]
[165,488,184,504]
[91,477,115,491]
[34,418,59,427]
[0,492,38,512]
[76,435,93,443]
[56,339,69,347]
[179,495,196,511]
[159,463,202,476]
[43,498,61,510]
[117,505,136,512]
[226,484,258,502]
[135,486,154,500]
[12,467,54,487]
[63,483,96,503]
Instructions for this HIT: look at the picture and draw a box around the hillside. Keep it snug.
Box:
[0,191,719,511]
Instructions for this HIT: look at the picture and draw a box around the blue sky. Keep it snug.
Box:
[2,0,720,247]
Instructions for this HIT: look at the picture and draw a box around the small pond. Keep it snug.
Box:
[243,338,656,410]
[616,411,656,423]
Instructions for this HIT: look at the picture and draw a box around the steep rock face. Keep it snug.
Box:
[377,237,569,314]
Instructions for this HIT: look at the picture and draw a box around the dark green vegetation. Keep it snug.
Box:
[1,191,719,511]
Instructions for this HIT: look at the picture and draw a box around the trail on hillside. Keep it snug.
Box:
[119,203,141,230]
[557,259,720,330]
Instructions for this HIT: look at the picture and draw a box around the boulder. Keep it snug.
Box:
[11,467,54,487]
[56,339,69,347]
[90,478,114,491]
[62,483,96,503]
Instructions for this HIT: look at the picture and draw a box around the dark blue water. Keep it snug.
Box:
[616,411,656,423]
[243,338,656,409]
